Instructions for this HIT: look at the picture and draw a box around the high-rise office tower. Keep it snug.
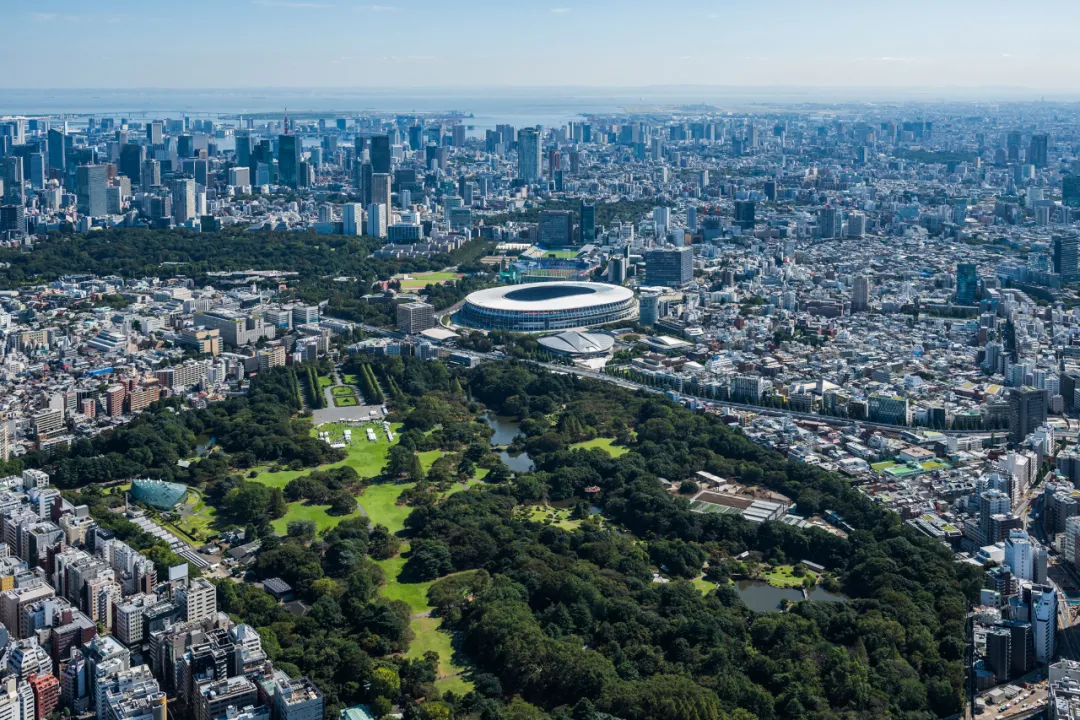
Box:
[1032,584,1057,663]
[146,121,163,145]
[366,203,387,238]
[818,206,840,239]
[371,173,391,212]
[119,144,144,183]
[408,125,423,151]
[177,134,194,158]
[141,159,160,190]
[1009,386,1048,443]
[236,132,254,169]
[734,200,756,230]
[342,203,362,235]
[580,201,596,244]
[47,128,65,179]
[1007,131,1022,163]
[645,246,694,287]
[852,276,871,312]
[1064,176,1080,209]
[1054,236,1079,277]
[1029,133,1049,169]
[517,127,541,182]
[172,178,195,224]
[451,125,466,147]
[653,206,670,237]
[278,135,301,188]
[956,263,978,305]
[75,164,107,217]
[357,162,373,206]
[370,134,391,174]
[1004,529,1034,581]
[3,157,24,205]
[28,154,45,190]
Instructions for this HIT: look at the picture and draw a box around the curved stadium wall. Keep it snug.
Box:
[460,281,637,332]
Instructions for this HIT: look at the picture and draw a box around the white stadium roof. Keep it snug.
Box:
[465,281,634,312]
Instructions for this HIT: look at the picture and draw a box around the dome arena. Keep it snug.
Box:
[459,281,638,332]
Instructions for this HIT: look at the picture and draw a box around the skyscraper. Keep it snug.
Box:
[517,127,541,182]
[580,201,596,244]
[956,263,978,305]
[734,200,756,230]
[47,128,65,179]
[75,164,107,217]
[236,132,254,169]
[172,178,196,224]
[342,203,362,236]
[140,159,160,191]
[278,135,302,188]
[1032,584,1057,663]
[1009,386,1048,443]
[371,173,392,212]
[1064,176,1080,209]
[119,144,144,184]
[645,246,694,287]
[366,203,387,238]
[370,134,391,174]
[1029,133,1049,169]
[852,276,870,312]
[1054,236,1079,277]
[3,157,24,205]
[146,121,163,145]
[27,154,44,190]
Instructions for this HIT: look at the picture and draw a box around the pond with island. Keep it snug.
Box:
[481,413,535,472]
[732,579,847,612]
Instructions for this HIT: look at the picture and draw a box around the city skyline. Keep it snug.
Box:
[2,0,1080,90]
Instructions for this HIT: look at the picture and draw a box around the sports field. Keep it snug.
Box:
[394,271,462,290]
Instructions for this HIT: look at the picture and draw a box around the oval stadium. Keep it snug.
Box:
[459,281,637,332]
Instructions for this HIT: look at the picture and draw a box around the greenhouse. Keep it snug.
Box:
[130,479,188,509]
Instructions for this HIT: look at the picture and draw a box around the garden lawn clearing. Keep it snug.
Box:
[763,564,818,588]
[394,271,462,290]
[333,395,358,407]
[331,385,356,397]
[569,437,629,457]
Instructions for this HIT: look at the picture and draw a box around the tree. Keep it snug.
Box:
[405,540,453,581]
[268,488,288,519]
[287,521,317,542]
[369,666,400,699]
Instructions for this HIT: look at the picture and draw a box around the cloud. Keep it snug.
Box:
[1001,53,1013,58]
[28,12,58,21]
[551,7,571,12]
[877,56,920,63]
[365,4,397,10]
[252,1,335,7]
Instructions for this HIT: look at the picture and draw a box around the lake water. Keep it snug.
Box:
[481,414,535,472]
[733,580,847,612]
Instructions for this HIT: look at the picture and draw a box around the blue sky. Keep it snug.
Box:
[1,0,1074,89]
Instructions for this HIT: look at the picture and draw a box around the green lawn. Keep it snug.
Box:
[331,385,355,397]
[374,551,433,614]
[343,374,359,385]
[523,505,583,531]
[407,615,472,692]
[394,271,462,290]
[763,564,817,589]
[359,483,417,534]
[693,576,715,595]
[252,422,404,490]
[334,396,358,407]
[569,437,629,458]
[271,501,357,535]
[870,461,896,471]
[317,375,333,389]
[540,248,578,259]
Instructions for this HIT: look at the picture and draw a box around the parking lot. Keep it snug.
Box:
[976,678,1048,718]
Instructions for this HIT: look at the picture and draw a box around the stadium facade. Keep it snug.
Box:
[459,281,637,332]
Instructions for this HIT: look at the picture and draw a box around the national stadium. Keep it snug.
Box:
[459,281,638,332]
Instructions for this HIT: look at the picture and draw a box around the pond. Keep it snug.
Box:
[733,580,847,612]
[481,413,523,446]
[194,436,217,457]
[481,414,535,472]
